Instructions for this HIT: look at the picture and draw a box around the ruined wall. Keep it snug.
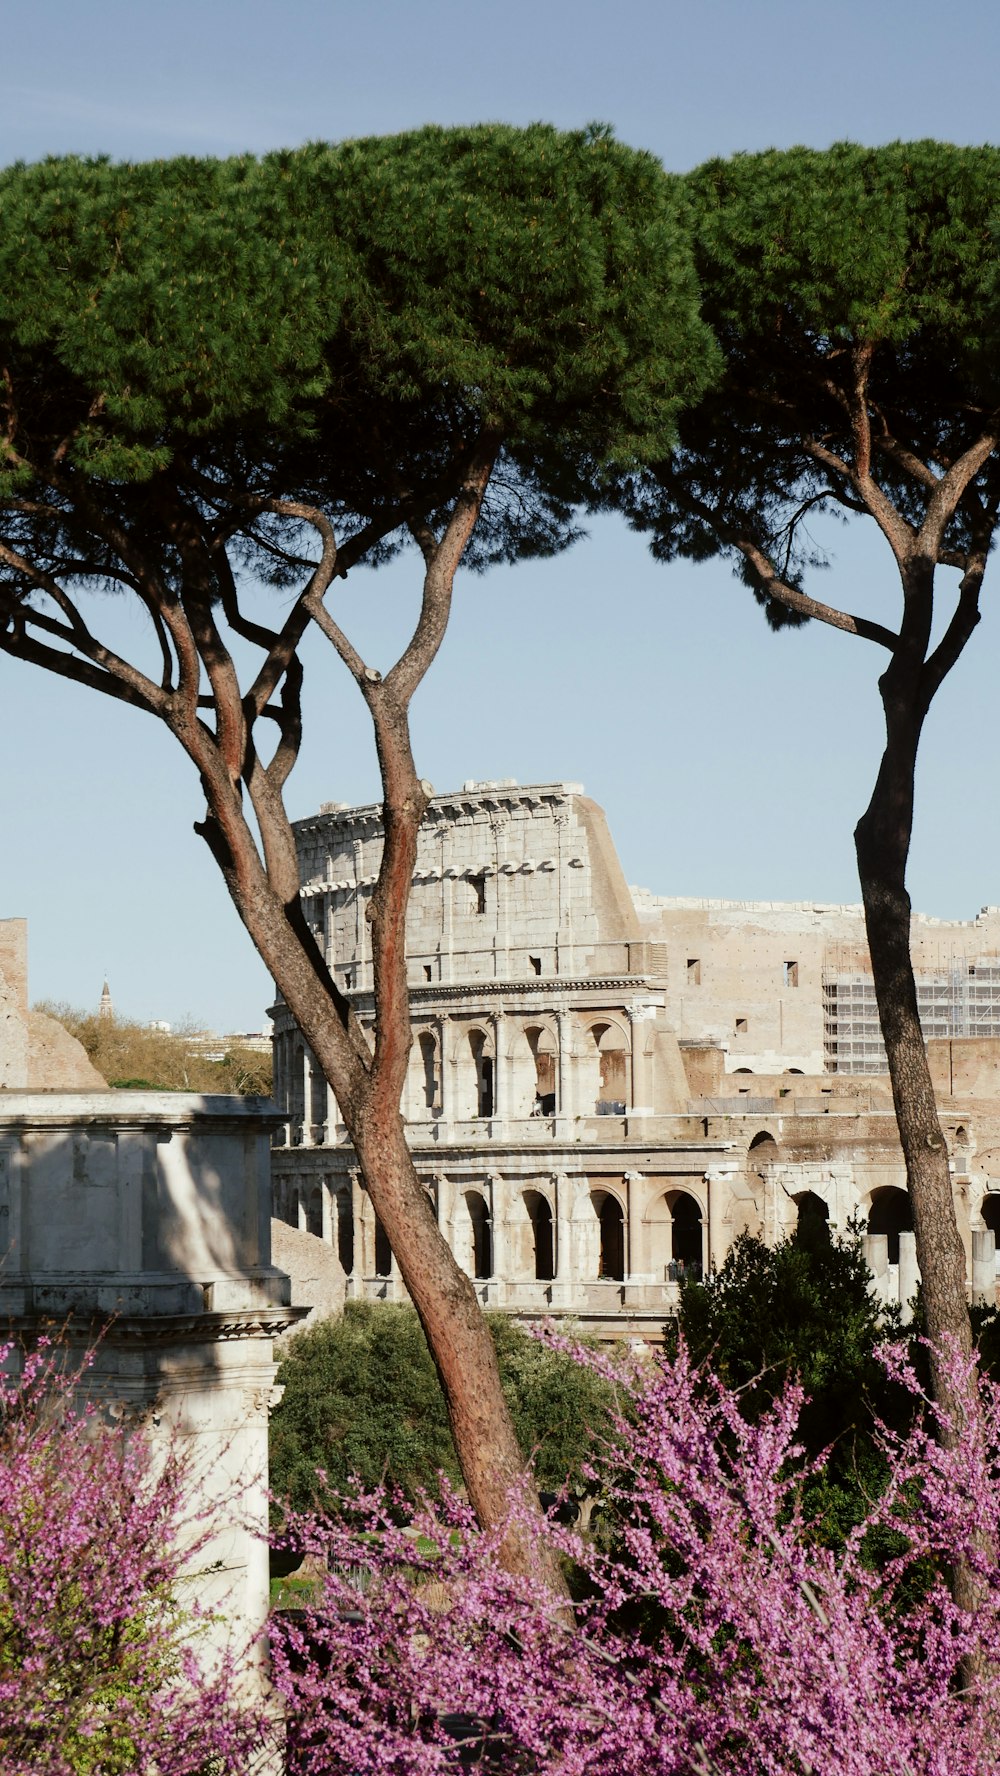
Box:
[0,919,107,1090]
[632,895,1000,1076]
[293,782,646,992]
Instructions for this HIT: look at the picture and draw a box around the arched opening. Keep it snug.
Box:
[955,1124,970,1147]
[593,1191,625,1280]
[305,1185,323,1238]
[794,1190,830,1246]
[374,1217,392,1278]
[590,1023,628,1115]
[465,1191,492,1279]
[335,1190,354,1273]
[524,1190,554,1281]
[668,1190,703,1278]
[525,1025,557,1117]
[868,1186,913,1266]
[418,1031,439,1111]
[469,1029,494,1118]
[733,1067,753,1075]
[748,1130,778,1176]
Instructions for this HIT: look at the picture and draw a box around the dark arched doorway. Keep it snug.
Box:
[524,1190,554,1281]
[868,1187,913,1266]
[374,1216,392,1278]
[466,1191,492,1279]
[669,1190,703,1278]
[794,1190,830,1248]
[335,1190,354,1274]
[594,1192,625,1280]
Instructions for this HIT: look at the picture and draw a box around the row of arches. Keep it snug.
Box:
[406,1018,634,1121]
[408,1185,706,1285]
[281,1174,992,1287]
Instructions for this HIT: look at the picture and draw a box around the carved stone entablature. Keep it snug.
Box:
[11,1306,307,1345]
[404,976,657,1003]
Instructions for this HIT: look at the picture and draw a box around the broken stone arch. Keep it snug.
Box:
[522,1022,558,1115]
[584,1020,630,1115]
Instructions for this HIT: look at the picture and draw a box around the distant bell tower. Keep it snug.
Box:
[99,979,114,1022]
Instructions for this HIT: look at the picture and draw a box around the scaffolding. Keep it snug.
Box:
[823,959,1000,1073]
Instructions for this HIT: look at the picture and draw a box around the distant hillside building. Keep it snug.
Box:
[269,784,1000,1337]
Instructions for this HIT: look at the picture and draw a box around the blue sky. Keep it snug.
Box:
[3,0,999,1029]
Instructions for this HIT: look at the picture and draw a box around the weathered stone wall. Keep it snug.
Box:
[293,782,645,993]
[270,1217,346,1336]
[0,917,107,1090]
[0,1093,299,1678]
[632,894,1000,1075]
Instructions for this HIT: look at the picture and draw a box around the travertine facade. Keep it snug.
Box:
[629,891,1000,1075]
[270,784,1000,1335]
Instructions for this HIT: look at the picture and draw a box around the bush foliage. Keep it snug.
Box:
[269,1301,615,1515]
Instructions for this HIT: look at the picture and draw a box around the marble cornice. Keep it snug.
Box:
[8,1305,309,1343]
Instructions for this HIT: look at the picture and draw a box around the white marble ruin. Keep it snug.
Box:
[0,919,301,1689]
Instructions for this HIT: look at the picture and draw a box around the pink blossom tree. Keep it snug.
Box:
[270,1334,1000,1775]
[0,1339,268,1776]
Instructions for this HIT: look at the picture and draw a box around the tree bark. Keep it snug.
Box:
[854,641,973,1379]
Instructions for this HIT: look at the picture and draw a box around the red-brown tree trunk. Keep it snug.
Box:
[854,650,973,1378]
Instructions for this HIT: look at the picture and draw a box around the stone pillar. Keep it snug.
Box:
[442,871,455,986]
[549,1172,571,1305]
[704,1169,727,1273]
[628,1004,656,1117]
[486,1171,506,1305]
[555,1009,573,1137]
[865,1233,890,1307]
[438,1017,453,1131]
[493,1011,506,1129]
[898,1230,920,1323]
[352,839,366,988]
[299,1049,313,1146]
[324,1079,339,1142]
[346,1168,364,1298]
[973,1227,996,1305]
[624,1170,645,1282]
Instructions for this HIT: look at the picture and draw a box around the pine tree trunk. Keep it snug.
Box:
[854,665,973,1378]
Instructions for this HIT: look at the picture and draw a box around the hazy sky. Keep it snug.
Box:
[3,0,999,1030]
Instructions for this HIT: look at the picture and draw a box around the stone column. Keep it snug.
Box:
[897,1230,920,1322]
[325,1079,339,1143]
[437,1017,452,1131]
[628,1004,656,1117]
[555,1008,573,1137]
[703,1166,737,1273]
[299,1049,313,1147]
[864,1233,890,1307]
[492,1010,506,1129]
[549,1172,575,1307]
[347,1168,364,1298]
[624,1170,645,1282]
[973,1227,996,1306]
[486,1171,506,1305]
